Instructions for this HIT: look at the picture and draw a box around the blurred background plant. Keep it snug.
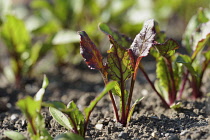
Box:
[0,0,209,88]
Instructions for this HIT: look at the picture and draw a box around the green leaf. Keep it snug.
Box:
[176,54,197,76]
[0,15,30,53]
[43,101,67,110]
[4,131,26,140]
[154,39,179,58]
[107,35,133,82]
[66,101,84,135]
[130,19,156,58]
[17,96,40,119]
[78,31,104,70]
[170,102,182,110]
[204,51,210,61]
[54,132,84,140]
[34,75,48,102]
[34,113,53,140]
[85,81,117,119]
[156,57,170,95]
[49,107,72,130]
[191,21,210,59]
[42,75,49,89]
[111,82,121,97]
[127,97,144,124]
[182,8,209,52]
[154,22,166,43]
[99,23,132,48]
[52,30,80,45]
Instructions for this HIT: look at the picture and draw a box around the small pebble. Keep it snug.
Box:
[180,130,188,136]
[151,131,159,138]
[95,124,103,130]
[10,114,18,121]
[118,132,128,139]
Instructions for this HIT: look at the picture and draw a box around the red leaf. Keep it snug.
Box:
[78,31,104,70]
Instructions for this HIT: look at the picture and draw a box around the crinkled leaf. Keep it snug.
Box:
[182,8,209,52]
[107,35,132,82]
[127,97,144,124]
[154,39,179,58]
[54,132,84,140]
[78,31,104,70]
[111,82,121,97]
[99,23,132,48]
[4,131,26,140]
[85,81,117,119]
[191,21,210,59]
[130,19,156,58]
[67,101,84,135]
[176,54,197,76]
[49,107,72,130]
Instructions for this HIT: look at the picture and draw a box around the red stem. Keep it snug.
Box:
[163,57,177,105]
[178,71,189,100]
[100,71,120,122]
[125,57,142,121]
[139,65,170,108]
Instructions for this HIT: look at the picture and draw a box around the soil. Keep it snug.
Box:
[0,60,210,140]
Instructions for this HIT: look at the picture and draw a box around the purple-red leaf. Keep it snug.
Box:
[130,19,156,58]
[78,31,104,70]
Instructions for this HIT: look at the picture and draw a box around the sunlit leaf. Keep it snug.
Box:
[191,21,210,59]
[130,19,156,58]
[170,102,182,110]
[4,131,26,140]
[107,35,133,82]
[182,8,209,52]
[127,97,144,124]
[176,54,197,76]
[52,30,80,45]
[111,82,121,97]
[78,31,104,70]
[67,101,84,135]
[156,57,170,94]
[154,39,179,58]
[204,51,210,61]
[99,23,132,48]
[49,107,72,130]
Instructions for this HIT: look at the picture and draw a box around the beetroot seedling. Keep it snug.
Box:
[48,81,116,138]
[79,19,155,126]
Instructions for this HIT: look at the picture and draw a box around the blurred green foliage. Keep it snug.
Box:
[0,0,209,87]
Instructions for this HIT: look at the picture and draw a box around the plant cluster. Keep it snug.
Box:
[4,75,116,140]
[3,8,210,140]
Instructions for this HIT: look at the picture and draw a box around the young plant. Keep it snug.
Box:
[4,75,52,140]
[0,15,52,88]
[47,81,116,138]
[177,8,210,99]
[78,19,156,126]
[138,8,210,108]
